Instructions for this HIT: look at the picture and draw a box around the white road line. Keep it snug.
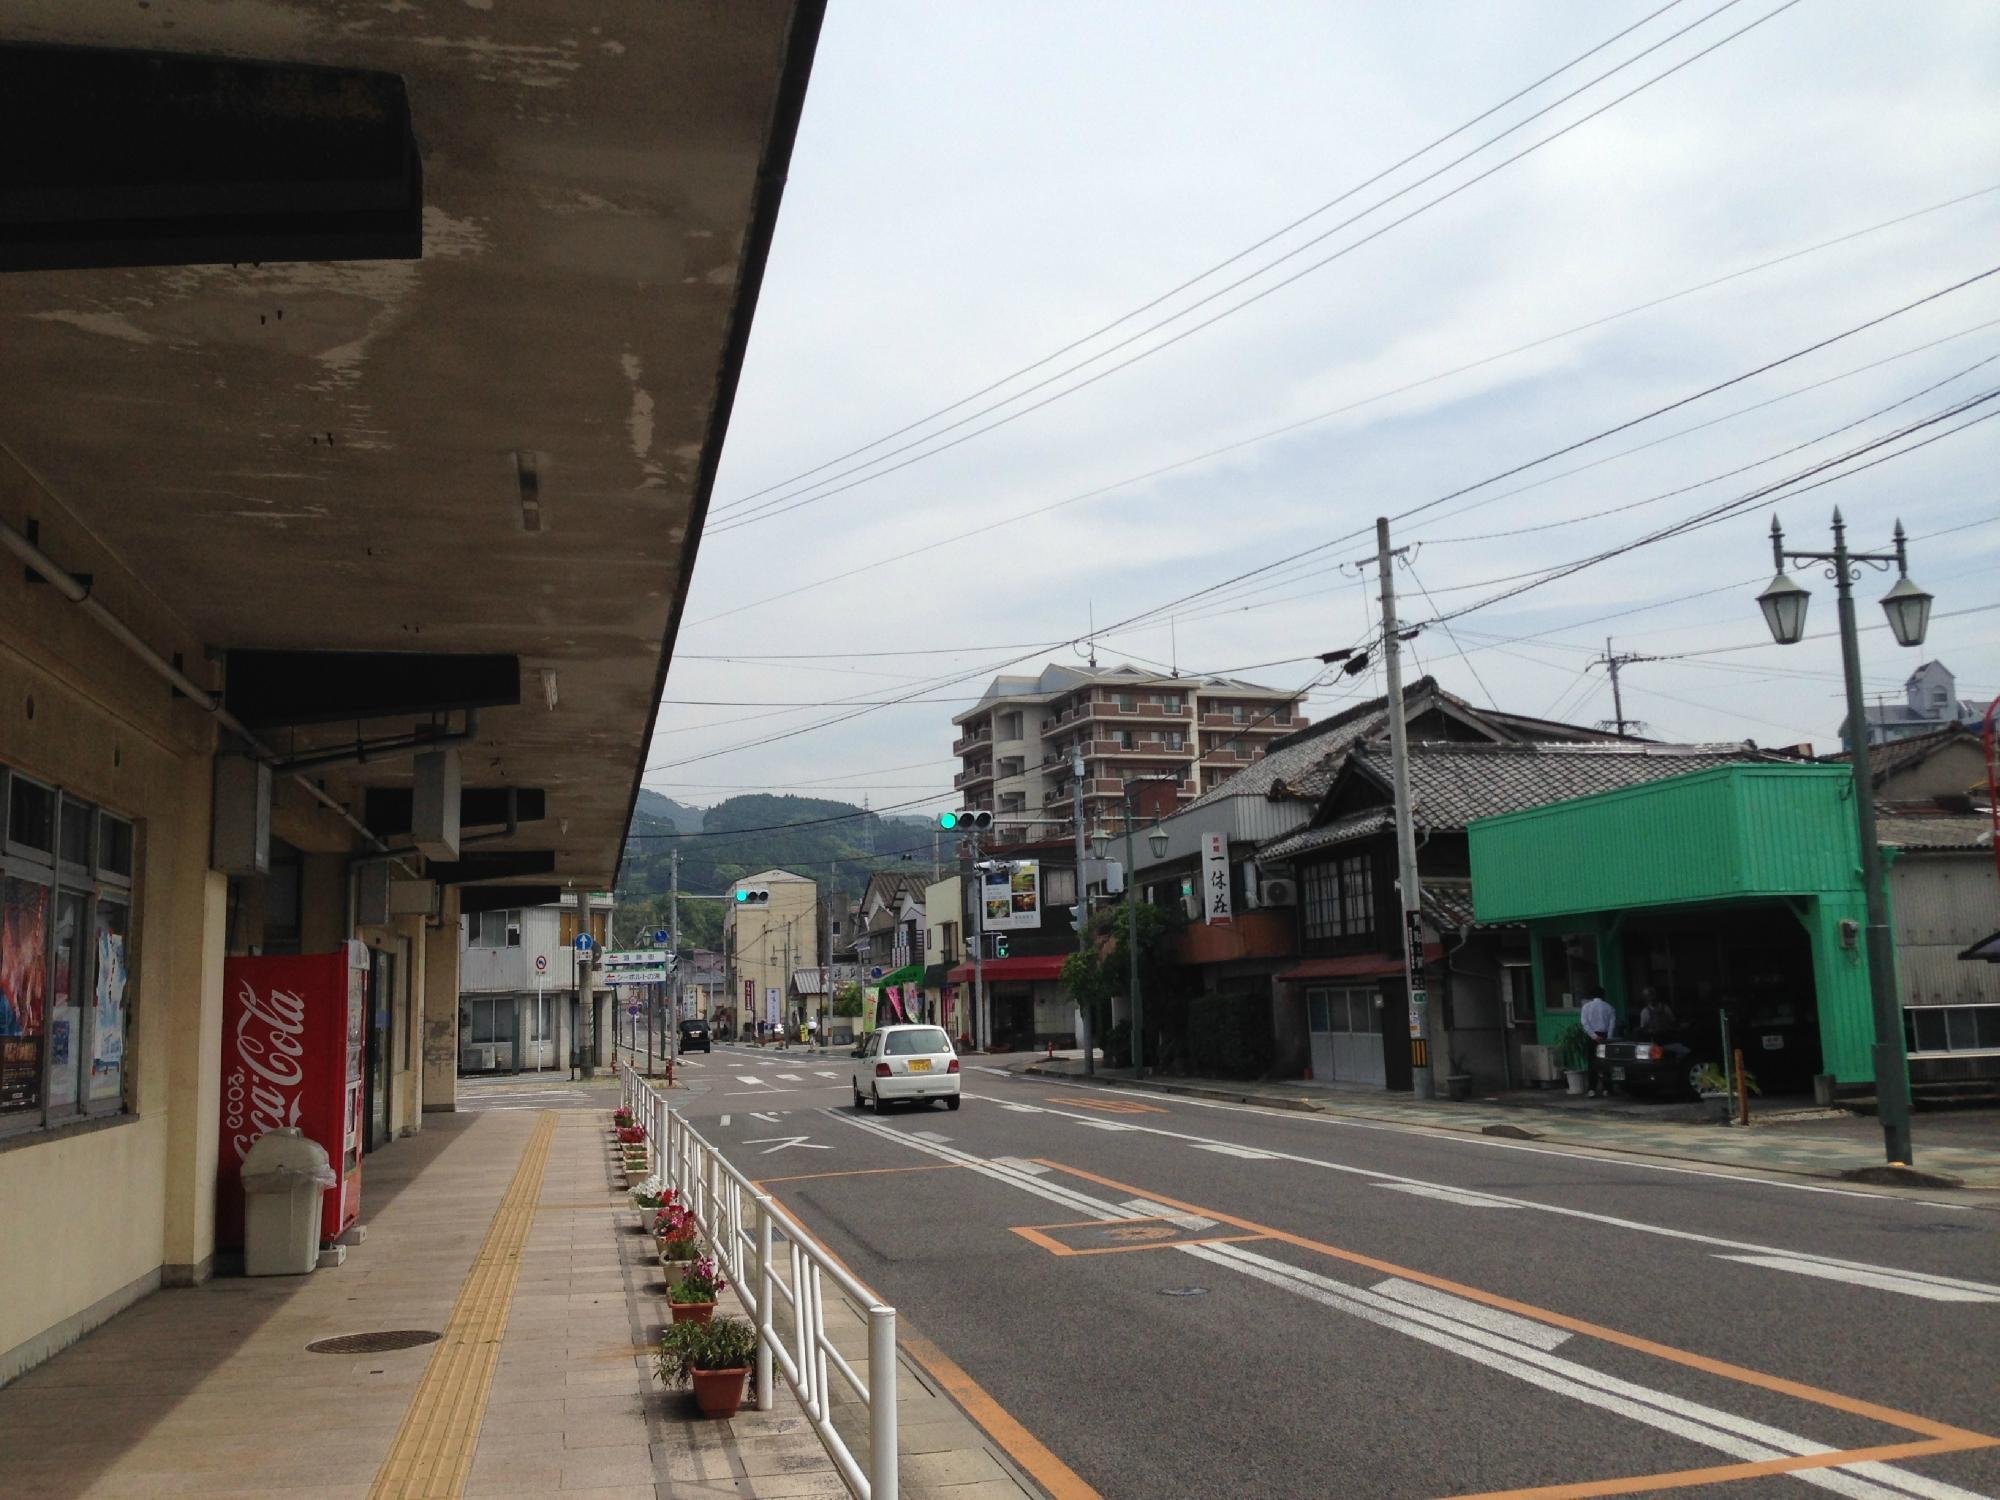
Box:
[911,1131,953,1143]
[1378,1183,1519,1209]
[991,1157,1052,1176]
[976,1066,1012,1077]
[1371,1279,1570,1351]
[1082,1120,1140,1132]
[1716,1254,2000,1304]
[718,1114,731,1128]
[731,1075,768,1086]
[750,1111,782,1123]
[828,1109,1986,1500]
[1121,1197,1217,1232]
[814,1071,838,1078]
[997,1102,1045,1114]
[1019,1100,1999,1297]
[1190,1142,1276,1160]
[774,1073,803,1081]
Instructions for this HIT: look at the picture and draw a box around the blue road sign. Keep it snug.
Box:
[574,933,595,953]
[654,929,670,946]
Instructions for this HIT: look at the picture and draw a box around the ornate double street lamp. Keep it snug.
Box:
[1092,783,1172,1077]
[1756,509,1933,1167]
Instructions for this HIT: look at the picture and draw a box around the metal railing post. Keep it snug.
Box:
[868,1306,898,1500]
[754,1196,776,1413]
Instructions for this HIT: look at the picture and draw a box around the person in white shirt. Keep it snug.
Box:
[1579,992,1617,1098]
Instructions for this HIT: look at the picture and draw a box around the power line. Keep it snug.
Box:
[710,0,1700,520]
[684,191,2000,629]
[707,0,1803,537]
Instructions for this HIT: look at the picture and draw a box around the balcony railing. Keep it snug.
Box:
[1198,711,1294,731]
[954,764,994,789]
[951,728,992,755]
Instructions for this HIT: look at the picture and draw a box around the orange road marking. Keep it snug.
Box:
[1029,1158,2000,1462]
[900,1329,1104,1500]
[758,1186,1102,1500]
[1449,1437,1980,1499]
[752,1162,970,1187]
[1044,1094,1167,1114]
[1011,1222,1268,1257]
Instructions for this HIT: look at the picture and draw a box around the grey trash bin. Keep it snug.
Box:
[241,1127,334,1277]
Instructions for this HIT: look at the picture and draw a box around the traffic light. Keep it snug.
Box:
[991,934,1010,959]
[734,887,770,905]
[939,809,992,832]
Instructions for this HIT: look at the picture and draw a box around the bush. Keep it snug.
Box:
[1184,993,1273,1080]
[657,1316,758,1386]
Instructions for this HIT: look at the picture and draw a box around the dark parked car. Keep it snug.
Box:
[1604,996,1820,1099]
[678,1016,711,1053]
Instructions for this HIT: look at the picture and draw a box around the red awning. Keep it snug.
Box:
[944,955,1070,984]
[1274,945,1440,984]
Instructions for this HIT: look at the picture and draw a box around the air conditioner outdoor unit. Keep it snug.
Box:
[1520,1045,1559,1086]
[1258,877,1298,906]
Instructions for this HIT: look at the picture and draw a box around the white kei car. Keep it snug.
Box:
[851,1025,962,1111]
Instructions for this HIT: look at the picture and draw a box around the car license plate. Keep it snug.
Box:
[907,1059,932,1072]
[1611,1066,1625,1080]
[1761,1035,1784,1049]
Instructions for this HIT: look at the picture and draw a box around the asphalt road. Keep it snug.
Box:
[668,1042,2000,1500]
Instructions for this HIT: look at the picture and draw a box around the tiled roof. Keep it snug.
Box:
[1421,880,1483,932]
[1822,723,1980,782]
[1258,808,1393,862]
[1875,813,1993,851]
[1353,741,1766,831]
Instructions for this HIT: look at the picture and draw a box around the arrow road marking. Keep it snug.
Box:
[743,1135,829,1155]
[1715,1255,2000,1304]
[751,1111,782,1123]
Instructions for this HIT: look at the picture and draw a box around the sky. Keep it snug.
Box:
[646,0,2000,815]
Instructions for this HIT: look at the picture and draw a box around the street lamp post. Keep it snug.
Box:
[1755,509,1933,1167]
[1094,782,1172,1078]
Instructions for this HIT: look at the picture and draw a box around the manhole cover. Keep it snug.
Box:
[1158,1286,1208,1298]
[307,1330,442,1354]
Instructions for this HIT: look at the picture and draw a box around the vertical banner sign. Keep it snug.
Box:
[1405,909,1429,1051]
[1201,833,1233,926]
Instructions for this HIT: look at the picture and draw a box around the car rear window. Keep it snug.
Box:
[885,1028,951,1056]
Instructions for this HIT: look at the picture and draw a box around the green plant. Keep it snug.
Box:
[831,983,864,1019]
[656,1316,758,1386]
[1692,1062,1759,1096]
[669,1255,727,1304]
[1553,1022,1592,1072]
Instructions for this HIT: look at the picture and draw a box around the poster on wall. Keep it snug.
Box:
[0,878,50,1114]
[1201,833,1233,926]
[981,859,1041,931]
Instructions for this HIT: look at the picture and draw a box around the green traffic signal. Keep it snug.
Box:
[938,811,960,830]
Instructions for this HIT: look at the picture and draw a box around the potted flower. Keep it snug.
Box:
[667,1255,727,1323]
[1553,1022,1591,1096]
[1692,1062,1757,1123]
[616,1123,646,1144]
[632,1180,665,1211]
[657,1316,758,1417]
[656,1203,701,1263]
[612,1106,634,1129]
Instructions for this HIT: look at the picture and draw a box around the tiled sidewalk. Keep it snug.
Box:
[0,1104,1034,1498]
[1024,1058,2000,1189]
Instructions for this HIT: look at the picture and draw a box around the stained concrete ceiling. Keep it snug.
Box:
[0,1,822,889]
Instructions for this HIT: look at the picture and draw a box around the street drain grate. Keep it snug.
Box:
[307,1330,442,1354]
[1158,1286,1208,1298]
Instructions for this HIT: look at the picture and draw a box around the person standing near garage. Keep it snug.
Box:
[1580,990,1617,1098]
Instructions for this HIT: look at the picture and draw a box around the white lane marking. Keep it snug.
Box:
[829,1110,1980,1500]
[1716,1254,2000,1304]
[743,1135,829,1155]
[814,1071,838,1079]
[1378,1183,1519,1209]
[976,1066,1012,1077]
[1371,1279,1571,1351]
[775,1073,803,1081]
[911,1131,953,1143]
[731,1074,767,1085]
[997,1102,1045,1114]
[991,1157,1051,1176]
[1121,1197,1217,1232]
[1191,1142,1276,1160]
[1187,1243,1942,1500]
[751,1111,782,1123]
[718,1114,731,1128]
[1018,1100,2000,1297]
[1082,1120,1139,1132]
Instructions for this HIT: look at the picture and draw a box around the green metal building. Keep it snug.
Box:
[1469,763,1898,1087]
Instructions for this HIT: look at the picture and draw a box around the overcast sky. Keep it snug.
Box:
[646,0,2000,817]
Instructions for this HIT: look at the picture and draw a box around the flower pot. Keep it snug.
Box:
[1700,1092,1735,1124]
[669,1300,715,1325]
[690,1365,748,1418]
[660,1241,700,1265]
[1564,1070,1587,1096]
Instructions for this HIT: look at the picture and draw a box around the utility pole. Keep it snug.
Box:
[1591,638,1648,737]
[967,829,986,1051]
[1072,743,1092,1076]
[578,937,596,1080]
[822,861,834,1051]
[1376,517,1445,1100]
[668,849,680,1067]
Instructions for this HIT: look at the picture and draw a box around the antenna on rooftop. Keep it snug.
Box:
[1087,602,1098,669]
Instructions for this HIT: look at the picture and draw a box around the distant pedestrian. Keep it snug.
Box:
[807,1014,819,1049]
[1579,991,1616,1098]
[1638,988,1678,1038]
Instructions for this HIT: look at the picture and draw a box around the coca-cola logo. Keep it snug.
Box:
[226,978,306,1163]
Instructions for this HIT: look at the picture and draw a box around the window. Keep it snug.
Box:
[1,765,137,1134]
[1302,855,1374,940]
[885,1027,951,1055]
[1539,934,1598,1011]
[1114,730,1134,750]
[1164,732,1185,751]
[1905,1005,2000,1055]
[1275,706,1292,725]
[469,909,521,948]
[1307,987,1380,1034]
[1116,693,1137,712]
[1044,866,1078,907]
[998,712,1022,740]
[1231,705,1247,725]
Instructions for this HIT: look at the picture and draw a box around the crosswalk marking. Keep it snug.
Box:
[775,1073,802,1081]
[814,1070,837,1078]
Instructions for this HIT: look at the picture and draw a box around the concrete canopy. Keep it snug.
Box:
[0,1,823,888]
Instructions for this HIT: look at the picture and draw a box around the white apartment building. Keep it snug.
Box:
[457,891,613,1074]
[952,663,1309,841]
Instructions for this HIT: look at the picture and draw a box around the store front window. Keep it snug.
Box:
[1,765,136,1135]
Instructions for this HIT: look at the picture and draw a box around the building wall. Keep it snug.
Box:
[1877,741,1989,801]
[724,875,818,1029]
[1892,853,2000,1007]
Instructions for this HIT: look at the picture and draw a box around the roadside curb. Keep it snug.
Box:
[1016,1063,1991,1193]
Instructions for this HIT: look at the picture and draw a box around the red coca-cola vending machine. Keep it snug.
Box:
[217,942,366,1249]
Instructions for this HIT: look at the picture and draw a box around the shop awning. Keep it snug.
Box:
[866,963,925,990]
[921,963,953,989]
[1274,947,1438,984]
[945,955,1069,984]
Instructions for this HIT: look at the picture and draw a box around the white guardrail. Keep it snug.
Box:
[620,1065,898,1500]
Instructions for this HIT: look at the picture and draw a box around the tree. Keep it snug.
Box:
[1070,900,1191,1071]
[831,982,864,1018]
